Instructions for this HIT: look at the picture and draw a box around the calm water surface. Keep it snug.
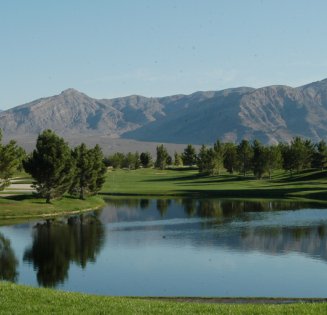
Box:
[1,198,327,297]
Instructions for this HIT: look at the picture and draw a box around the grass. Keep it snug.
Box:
[1,282,327,315]
[0,195,105,222]
[101,168,327,202]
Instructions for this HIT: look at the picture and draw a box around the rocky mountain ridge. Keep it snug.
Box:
[1,78,327,145]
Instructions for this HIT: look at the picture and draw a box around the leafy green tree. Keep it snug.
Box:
[0,130,25,190]
[166,155,173,166]
[280,143,294,175]
[123,152,140,170]
[107,152,125,169]
[182,144,197,166]
[290,137,313,172]
[197,145,217,175]
[140,152,153,168]
[251,140,267,179]
[155,144,169,170]
[174,152,183,166]
[23,130,75,203]
[212,140,225,175]
[237,139,253,176]
[313,140,327,171]
[223,143,238,174]
[69,144,106,199]
[265,145,282,179]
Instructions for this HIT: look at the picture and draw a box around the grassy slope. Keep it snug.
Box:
[1,282,327,315]
[0,195,105,221]
[101,168,327,202]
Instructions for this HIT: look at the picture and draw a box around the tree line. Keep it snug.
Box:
[0,129,107,203]
[105,138,327,178]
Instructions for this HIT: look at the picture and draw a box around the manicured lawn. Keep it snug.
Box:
[101,168,327,202]
[0,195,105,221]
[1,282,327,315]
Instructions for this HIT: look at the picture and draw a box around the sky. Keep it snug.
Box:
[1,0,327,109]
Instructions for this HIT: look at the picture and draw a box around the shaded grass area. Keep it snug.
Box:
[101,168,327,202]
[1,282,327,315]
[0,195,105,222]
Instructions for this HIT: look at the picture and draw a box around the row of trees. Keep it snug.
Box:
[23,130,107,203]
[105,137,327,179]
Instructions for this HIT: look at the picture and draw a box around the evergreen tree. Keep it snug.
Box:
[0,138,24,190]
[140,152,153,168]
[313,140,327,171]
[107,152,125,169]
[173,152,183,166]
[251,140,266,179]
[182,144,197,166]
[69,144,106,199]
[290,137,313,172]
[212,140,225,175]
[223,143,238,174]
[237,140,253,176]
[88,144,107,195]
[23,130,75,203]
[265,145,282,179]
[155,144,169,170]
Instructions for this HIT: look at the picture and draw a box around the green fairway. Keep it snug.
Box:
[101,168,327,202]
[1,282,327,315]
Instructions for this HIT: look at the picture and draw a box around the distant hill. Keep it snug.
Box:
[1,78,327,146]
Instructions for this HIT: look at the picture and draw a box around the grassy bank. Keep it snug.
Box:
[1,282,326,315]
[0,195,105,221]
[102,168,327,202]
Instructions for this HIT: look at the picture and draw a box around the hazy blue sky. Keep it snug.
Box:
[1,0,327,109]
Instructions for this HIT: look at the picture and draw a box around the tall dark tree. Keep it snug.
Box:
[212,140,225,175]
[313,140,327,171]
[140,152,153,168]
[155,144,169,170]
[182,144,197,166]
[290,137,314,172]
[251,140,266,179]
[237,139,253,176]
[23,130,75,203]
[265,145,282,179]
[223,143,238,174]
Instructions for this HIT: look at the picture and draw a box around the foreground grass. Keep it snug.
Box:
[1,282,326,315]
[102,168,327,202]
[0,195,105,221]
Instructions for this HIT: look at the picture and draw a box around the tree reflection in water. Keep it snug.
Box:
[23,213,105,287]
[0,233,18,282]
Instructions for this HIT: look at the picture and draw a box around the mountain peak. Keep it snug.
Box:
[60,88,83,96]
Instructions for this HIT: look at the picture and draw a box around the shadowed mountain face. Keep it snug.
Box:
[1,78,327,144]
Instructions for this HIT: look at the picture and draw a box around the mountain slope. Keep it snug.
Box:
[1,78,327,145]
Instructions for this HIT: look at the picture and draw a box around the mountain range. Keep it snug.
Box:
[1,78,327,151]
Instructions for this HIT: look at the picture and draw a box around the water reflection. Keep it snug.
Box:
[103,198,327,261]
[23,213,105,287]
[0,233,18,282]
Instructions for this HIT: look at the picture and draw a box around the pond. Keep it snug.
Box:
[1,198,327,297]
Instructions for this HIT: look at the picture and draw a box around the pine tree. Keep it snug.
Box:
[223,143,238,174]
[313,140,327,171]
[182,144,197,166]
[155,144,169,170]
[251,140,266,179]
[140,152,153,168]
[173,152,183,166]
[0,129,26,190]
[237,140,253,176]
[23,130,75,203]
